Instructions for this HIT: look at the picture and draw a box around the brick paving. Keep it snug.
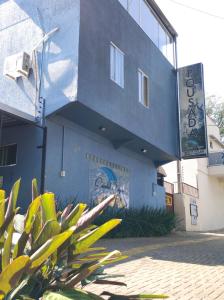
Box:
[84,232,224,299]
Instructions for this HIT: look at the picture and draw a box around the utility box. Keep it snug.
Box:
[3,52,31,80]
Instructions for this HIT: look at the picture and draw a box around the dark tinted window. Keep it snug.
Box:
[0,144,17,166]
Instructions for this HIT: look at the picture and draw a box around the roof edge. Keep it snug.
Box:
[146,0,178,37]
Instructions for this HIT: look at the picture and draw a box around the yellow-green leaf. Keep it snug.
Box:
[31,209,42,242]
[13,198,41,258]
[33,219,61,250]
[5,179,21,219]
[62,203,87,230]
[2,221,14,270]
[32,178,39,200]
[30,226,76,270]
[41,193,57,223]
[0,256,30,296]
[76,195,115,232]
[0,190,5,228]
[66,250,122,287]
[73,219,121,255]
[24,196,41,234]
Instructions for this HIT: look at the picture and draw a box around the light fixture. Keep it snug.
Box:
[99,126,106,132]
[141,148,147,153]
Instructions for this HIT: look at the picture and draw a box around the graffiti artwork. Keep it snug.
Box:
[89,162,129,208]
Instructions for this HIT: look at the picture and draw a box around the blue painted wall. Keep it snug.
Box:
[45,116,166,208]
[77,0,178,158]
[0,125,42,210]
[0,0,177,209]
[0,0,80,118]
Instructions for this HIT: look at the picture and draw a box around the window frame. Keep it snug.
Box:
[0,143,17,167]
[110,42,124,88]
[138,69,150,108]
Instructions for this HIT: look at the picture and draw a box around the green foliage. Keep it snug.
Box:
[0,180,168,300]
[95,207,176,238]
[206,95,224,137]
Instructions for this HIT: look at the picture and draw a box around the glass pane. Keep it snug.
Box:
[167,35,174,65]
[120,52,124,87]
[119,0,128,9]
[141,0,159,46]
[143,75,148,107]
[110,45,115,81]
[128,0,140,24]
[159,25,167,57]
[138,71,142,104]
[0,144,17,166]
[116,50,124,87]
[115,49,120,85]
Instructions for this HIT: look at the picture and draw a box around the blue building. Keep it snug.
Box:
[0,0,179,209]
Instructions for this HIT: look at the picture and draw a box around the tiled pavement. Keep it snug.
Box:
[85,231,224,299]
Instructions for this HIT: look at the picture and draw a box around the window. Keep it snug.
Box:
[118,0,175,66]
[110,43,124,88]
[119,0,128,9]
[210,141,213,149]
[129,0,140,24]
[0,144,17,167]
[138,69,149,107]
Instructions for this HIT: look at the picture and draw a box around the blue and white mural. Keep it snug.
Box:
[89,162,129,208]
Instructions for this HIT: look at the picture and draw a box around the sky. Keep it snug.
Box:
[155,0,224,98]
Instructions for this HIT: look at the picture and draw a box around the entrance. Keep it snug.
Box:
[164,181,174,213]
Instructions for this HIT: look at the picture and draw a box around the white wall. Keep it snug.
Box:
[164,116,224,231]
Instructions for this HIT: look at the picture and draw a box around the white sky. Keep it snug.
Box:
[155,0,224,98]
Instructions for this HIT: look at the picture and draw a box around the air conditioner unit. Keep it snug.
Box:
[3,52,31,80]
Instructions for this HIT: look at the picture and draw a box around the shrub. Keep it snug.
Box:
[0,179,168,300]
[95,206,176,238]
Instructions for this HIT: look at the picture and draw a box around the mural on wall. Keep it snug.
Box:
[86,153,129,208]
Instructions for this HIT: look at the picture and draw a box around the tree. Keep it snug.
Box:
[206,95,224,138]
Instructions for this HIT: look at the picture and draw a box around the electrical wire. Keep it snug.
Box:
[166,0,224,20]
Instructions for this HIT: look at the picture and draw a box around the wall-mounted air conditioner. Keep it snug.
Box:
[3,52,31,80]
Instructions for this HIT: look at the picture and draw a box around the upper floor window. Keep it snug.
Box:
[110,43,124,88]
[138,69,149,108]
[118,0,175,66]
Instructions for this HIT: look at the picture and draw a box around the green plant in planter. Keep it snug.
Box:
[0,179,168,300]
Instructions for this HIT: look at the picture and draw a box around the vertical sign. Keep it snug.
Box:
[178,63,208,159]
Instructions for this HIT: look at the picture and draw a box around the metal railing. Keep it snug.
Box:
[208,152,224,166]
[172,181,199,198]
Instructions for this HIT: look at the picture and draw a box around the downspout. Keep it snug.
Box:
[40,125,47,194]
[175,35,182,194]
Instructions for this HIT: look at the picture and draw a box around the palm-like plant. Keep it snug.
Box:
[0,179,168,300]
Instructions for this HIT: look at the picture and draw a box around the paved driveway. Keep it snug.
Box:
[85,232,224,299]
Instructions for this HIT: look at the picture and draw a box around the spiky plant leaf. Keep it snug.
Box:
[0,256,30,297]
[62,203,87,230]
[66,250,123,287]
[41,193,57,223]
[13,196,41,258]
[76,195,115,233]
[31,179,38,201]
[32,219,61,250]
[101,292,169,299]
[2,221,14,270]
[5,179,21,220]
[30,226,76,270]
[0,190,5,228]
[73,219,121,255]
